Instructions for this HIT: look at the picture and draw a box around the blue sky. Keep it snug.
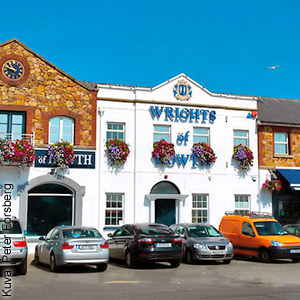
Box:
[1,0,300,99]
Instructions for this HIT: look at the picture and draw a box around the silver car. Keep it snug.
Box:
[0,217,28,275]
[170,223,234,264]
[34,226,109,272]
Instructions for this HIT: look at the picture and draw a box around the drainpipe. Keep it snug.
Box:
[133,88,137,222]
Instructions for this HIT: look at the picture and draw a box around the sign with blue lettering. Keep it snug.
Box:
[35,149,96,169]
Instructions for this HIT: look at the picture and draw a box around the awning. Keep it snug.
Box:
[276,168,300,191]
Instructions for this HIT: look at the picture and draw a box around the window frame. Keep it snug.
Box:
[0,111,26,140]
[193,127,210,144]
[274,132,289,155]
[233,130,249,147]
[234,194,250,214]
[105,193,124,227]
[106,122,125,142]
[192,194,209,223]
[153,124,171,142]
[49,116,74,144]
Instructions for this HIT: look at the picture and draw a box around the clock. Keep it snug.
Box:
[2,59,25,80]
[0,54,30,85]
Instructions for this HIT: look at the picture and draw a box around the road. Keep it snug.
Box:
[2,255,300,300]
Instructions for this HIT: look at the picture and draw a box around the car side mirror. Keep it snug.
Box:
[107,233,113,238]
[39,236,45,241]
[250,232,255,237]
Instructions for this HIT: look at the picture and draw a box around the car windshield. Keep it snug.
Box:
[62,228,102,239]
[254,221,287,236]
[139,225,174,236]
[0,221,22,234]
[186,225,222,237]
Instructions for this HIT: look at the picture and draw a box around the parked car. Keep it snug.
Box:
[219,211,300,263]
[34,226,109,272]
[170,223,233,264]
[0,217,28,275]
[284,224,300,237]
[107,223,183,268]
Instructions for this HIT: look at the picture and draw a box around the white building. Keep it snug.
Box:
[96,74,260,235]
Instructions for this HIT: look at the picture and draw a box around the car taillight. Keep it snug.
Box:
[137,238,154,244]
[173,237,183,243]
[100,242,109,249]
[13,239,27,247]
[62,242,74,250]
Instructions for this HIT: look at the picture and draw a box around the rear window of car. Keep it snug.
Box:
[138,225,174,236]
[0,221,22,234]
[62,229,102,239]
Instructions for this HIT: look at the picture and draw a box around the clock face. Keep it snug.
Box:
[2,59,25,80]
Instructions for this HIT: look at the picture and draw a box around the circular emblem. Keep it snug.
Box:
[2,59,25,80]
[215,245,219,250]
[0,55,30,85]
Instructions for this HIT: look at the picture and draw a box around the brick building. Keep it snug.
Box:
[258,96,300,224]
[0,39,98,239]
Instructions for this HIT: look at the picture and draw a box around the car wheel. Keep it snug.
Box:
[223,259,231,264]
[17,259,27,275]
[34,249,40,266]
[186,250,194,264]
[96,264,108,272]
[259,249,270,263]
[125,250,136,268]
[170,259,181,268]
[292,258,300,263]
[50,253,59,272]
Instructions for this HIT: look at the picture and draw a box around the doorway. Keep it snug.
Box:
[27,184,73,236]
[155,199,176,226]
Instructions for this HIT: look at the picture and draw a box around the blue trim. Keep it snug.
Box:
[103,226,119,231]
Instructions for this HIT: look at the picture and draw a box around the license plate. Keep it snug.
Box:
[211,250,225,255]
[78,245,95,250]
[156,243,172,248]
[290,249,300,253]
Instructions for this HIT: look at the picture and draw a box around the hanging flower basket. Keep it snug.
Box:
[192,142,217,164]
[47,140,75,171]
[152,139,175,165]
[232,144,254,171]
[105,139,130,166]
[0,138,35,168]
[262,179,282,193]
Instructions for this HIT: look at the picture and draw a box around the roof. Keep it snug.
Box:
[258,97,300,125]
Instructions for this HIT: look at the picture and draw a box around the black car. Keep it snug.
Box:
[107,223,183,268]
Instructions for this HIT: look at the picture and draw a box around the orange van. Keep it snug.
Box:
[219,212,300,263]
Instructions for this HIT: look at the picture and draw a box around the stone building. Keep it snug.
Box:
[0,39,97,241]
[258,97,300,224]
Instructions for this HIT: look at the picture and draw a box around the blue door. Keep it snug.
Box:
[155,199,176,226]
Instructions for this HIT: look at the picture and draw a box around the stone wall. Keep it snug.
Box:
[258,125,300,167]
[0,40,96,147]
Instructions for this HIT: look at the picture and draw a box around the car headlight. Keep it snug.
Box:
[227,242,233,250]
[271,240,282,247]
[194,243,206,249]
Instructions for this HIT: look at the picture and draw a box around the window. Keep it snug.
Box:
[192,194,208,223]
[235,195,250,213]
[274,132,289,155]
[105,193,123,226]
[242,222,255,236]
[153,125,170,142]
[233,130,248,146]
[193,127,209,144]
[106,123,124,141]
[49,116,74,144]
[0,111,25,140]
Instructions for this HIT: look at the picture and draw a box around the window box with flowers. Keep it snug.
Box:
[232,144,254,171]
[47,140,75,171]
[152,139,175,165]
[0,138,36,168]
[192,142,217,165]
[105,139,130,166]
[262,179,282,193]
